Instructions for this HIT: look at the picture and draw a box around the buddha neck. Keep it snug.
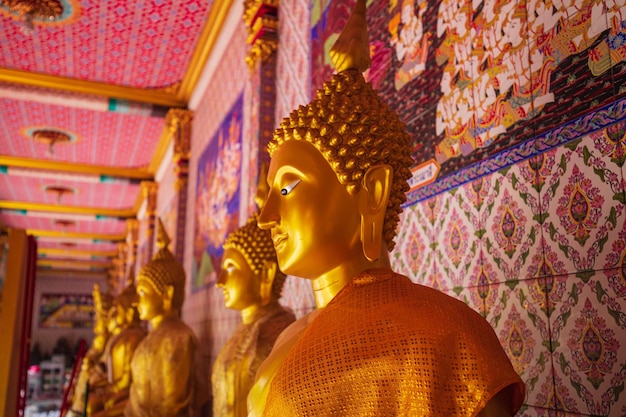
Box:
[312,251,391,308]
[149,308,179,330]
[240,303,261,325]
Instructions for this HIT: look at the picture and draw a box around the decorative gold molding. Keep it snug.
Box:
[243,0,278,70]
[38,248,117,258]
[177,0,235,102]
[0,200,136,217]
[37,258,112,269]
[36,268,109,278]
[0,68,186,107]
[141,181,158,215]
[27,229,126,241]
[0,155,153,180]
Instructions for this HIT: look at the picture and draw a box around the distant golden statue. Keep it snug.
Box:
[67,284,113,417]
[211,214,295,417]
[249,0,525,415]
[123,219,199,417]
[89,268,146,417]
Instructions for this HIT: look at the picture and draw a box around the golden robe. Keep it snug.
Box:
[125,317,196,417]
[263,268,525,416]
[212,302,295,417]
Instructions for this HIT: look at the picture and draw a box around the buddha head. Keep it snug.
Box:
[114,267,140,327]
[217,214,287,311]
[258,0,413,279]
[136,219,186,322]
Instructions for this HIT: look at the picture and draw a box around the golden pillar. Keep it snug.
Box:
[243,0,279,196]
[140,181,158,260]
[126,218,139,274]
[165,108,193,264]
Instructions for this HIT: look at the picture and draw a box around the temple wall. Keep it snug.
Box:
[183,0,626,415]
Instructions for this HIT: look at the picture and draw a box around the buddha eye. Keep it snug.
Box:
[226,265,236,274]
[280,179,301,196]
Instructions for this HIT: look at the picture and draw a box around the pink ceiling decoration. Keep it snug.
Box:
[0,0,214,88]
[0,212,126,235]
[0,97,165,167]
[37,241,119,252]
[0,174,140,209]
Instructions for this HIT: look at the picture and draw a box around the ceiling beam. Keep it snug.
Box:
[38,248,118,258]
[37,260,112,271]
[0,68,186,107]
[36,268,109,279]
[0,156,154,180]
[28,229,126,242]
[0,201,136,218]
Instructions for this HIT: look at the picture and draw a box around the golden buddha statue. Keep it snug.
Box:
[123,218,199,417]
[67,285,113,416]
[249,1,525,415]
[212,212,295,417]
[89,268,147,417]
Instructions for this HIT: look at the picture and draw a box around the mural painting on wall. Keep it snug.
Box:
[192,94,243,291]
[39,293,94,329]
[311,0,625,204]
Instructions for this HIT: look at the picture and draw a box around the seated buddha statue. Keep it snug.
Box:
[248,1,525,416]
[122,218,199,417]
[67,285,112,416]
[212,212,296,417]
[89,268,147,416]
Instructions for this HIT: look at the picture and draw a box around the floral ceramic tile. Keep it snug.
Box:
[539,132,626,278]
[549,270,626,416]
[433,181,483,289]
[393,203,435,285]
[483,161,544,282]
[441,282,484,317]
[485,279,554,408]
[514,405,586,417]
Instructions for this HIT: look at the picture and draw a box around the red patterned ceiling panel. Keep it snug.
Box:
[0,0,213,88]
[0,212,127,235]
[37,241,120,252]
[0,173,140,209]
[0,97,165,167]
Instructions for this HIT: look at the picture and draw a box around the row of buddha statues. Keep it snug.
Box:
[64,1,525,415]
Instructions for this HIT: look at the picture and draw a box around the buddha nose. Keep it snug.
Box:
[257,192,279,230]
[216,270,226,287]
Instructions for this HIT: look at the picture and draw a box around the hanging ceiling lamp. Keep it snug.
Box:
[1,0,63,35]
[32,129,71,156]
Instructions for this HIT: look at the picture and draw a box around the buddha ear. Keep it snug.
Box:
[163,284,175,312]
[358,164,392,262]
[260,261,277,306]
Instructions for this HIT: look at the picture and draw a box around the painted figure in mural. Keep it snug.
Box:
[388,0,431,90]
[248,1,525,416]
[89,268,147,417]
[67,284,113,416]
[121,219,199,417]
[211,208,296,417]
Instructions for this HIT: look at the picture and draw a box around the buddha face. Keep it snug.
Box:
[217,247,262,311]
[258,140,362,279]
[135,280,165,321]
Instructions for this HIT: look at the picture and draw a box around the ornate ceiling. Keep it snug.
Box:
[0,0,233,278]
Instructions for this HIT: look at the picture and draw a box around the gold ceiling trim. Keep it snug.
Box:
[0,68,186,107]
[37,259,112,269]
[0,200,136,218]
[36,268,109,278]
[177,0,235,102]
[38,248,118,258]
[27,229,126,241]
[0,155,153,180]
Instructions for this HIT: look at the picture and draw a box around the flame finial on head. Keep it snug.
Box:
[329,0,371,73]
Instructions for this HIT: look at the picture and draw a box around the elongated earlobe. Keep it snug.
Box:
[260,261,277,305]
[359,165,392,262]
